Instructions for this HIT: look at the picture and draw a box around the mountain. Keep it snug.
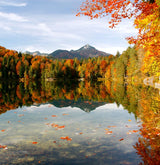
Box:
[48,44,111,59]
[71,44,110,58]
[49,49,81,59]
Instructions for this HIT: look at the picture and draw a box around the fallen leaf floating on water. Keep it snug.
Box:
[44,118,48,120]
[49,123,65,130]
[45,123,65,129]
[108,126,116,128]
[132,130,139,133]
[127,132,132,135]
[128,119,132,122]
[105,131,113,134]
[18,114,24,117]
[75,132,83,135]
[52,115,57,117]
[119,138,124,141]
[32,142,38,144]
[1,130,5,132]
[57,125,65,129]
[53,141,56,143]
[62,114,69,116]
[60,136,72,141]
[50,123,57,127]
[127,130,139,134]
[0,145,7,149]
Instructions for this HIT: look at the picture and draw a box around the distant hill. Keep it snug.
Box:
[49,49,81,59]
[25,44,111,59]
[48,44,111,59]
[24,51,48,56]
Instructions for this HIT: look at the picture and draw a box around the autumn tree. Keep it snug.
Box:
[77,0,160,76]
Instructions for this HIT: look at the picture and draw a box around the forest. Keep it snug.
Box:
[0,45,159,83]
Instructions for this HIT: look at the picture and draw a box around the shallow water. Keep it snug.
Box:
[0,102,141,165]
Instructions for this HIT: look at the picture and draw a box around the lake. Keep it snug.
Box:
[0,80,159,165]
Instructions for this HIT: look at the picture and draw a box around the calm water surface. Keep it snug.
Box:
[0,102,141,165]
[0,81,159,164]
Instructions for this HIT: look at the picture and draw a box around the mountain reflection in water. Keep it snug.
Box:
[0,80,159,165]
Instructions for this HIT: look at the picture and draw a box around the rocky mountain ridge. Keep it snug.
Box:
[25,44,111,59]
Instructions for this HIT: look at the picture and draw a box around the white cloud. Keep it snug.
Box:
[0,12,28,22]
[0,0,27,7]
[0,10,136,54]
[97,45,128,55]
[0,23,11,31]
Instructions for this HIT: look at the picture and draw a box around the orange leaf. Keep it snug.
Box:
[32,142,38,144]
[119,138,124,141]
[132,130,138,133]
[52,115,57,117]
[0,145,7,149]
[57,125,65,129]
[60,136,72,141]
[127,132,132,134]
[105,131,113,134]
[63,114,69,116]
[18,114,24,117]
[1,130,5,132]
[108,126,116,128]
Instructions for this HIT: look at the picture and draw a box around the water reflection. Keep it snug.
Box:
[0,80,159,164]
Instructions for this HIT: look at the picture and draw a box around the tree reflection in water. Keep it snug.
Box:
[0,80,159,164]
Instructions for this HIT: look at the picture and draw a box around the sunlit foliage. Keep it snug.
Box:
[77,0,160,77]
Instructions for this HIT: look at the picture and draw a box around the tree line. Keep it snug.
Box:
[0,45,146,81]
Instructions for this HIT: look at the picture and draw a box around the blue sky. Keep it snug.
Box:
[0,0,137,55]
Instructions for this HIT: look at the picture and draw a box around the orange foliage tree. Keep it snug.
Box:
[77,0,160,76]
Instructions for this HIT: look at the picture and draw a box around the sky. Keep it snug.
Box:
[0,0,137,55]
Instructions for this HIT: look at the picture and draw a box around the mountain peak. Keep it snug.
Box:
[81,44,94,50]
[83,44,92,49]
